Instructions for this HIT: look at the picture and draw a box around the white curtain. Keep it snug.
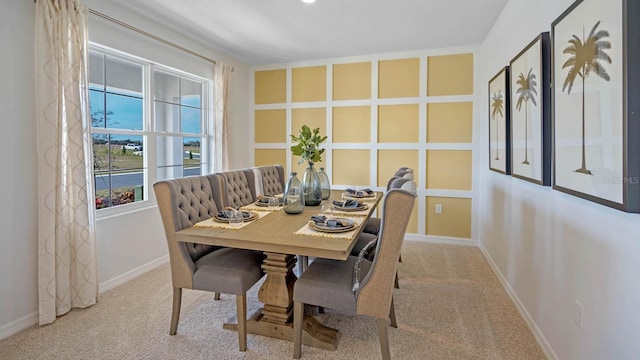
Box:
[35,0,98,325]
[214,62,232,171]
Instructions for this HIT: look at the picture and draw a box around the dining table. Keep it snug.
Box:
[175,189,382,350]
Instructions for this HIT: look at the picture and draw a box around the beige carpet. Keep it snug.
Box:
[0,241,547,360]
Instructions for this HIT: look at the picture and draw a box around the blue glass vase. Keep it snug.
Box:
[318,167,330,200]
[302,163,322,206]
[283,172,304,214]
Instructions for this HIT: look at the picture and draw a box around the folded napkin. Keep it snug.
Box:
[332,199,359,208]
[346,188,374,196]
[310,215,349,228]
[217,210,251,219]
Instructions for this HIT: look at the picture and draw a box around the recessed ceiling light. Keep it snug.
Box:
[301,0,316,3]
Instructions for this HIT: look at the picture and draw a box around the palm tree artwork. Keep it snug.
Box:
[515,68,538,165]
[491,90,504,160]
[561,21,611,175]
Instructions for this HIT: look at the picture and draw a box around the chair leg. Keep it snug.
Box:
[297,255,309,275]
[376,318,391,360]
[389,296,397,328]
[214,292,221,300]
[293,301,304,359]
[236,294,247,351]
[170,287,182,335]
[394,272,400,289]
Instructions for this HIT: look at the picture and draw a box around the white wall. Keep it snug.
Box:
[0,0,39,338]
[0,0,251,338]
[478,1,640,359]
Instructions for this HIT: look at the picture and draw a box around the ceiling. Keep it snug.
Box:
[112,0,509,66]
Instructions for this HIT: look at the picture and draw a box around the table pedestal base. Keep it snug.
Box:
[223,308,340,350]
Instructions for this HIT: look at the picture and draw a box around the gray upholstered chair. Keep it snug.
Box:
[293,182,417,360]
[153,176,265,351]
[253,164,286,196]
[215,168,257,208]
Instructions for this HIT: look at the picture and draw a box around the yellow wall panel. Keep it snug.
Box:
[427,102,473,143]
[333,62,371,100]
[377,150,419,186]
[291,108,327,177]
[378,58,420,99]
[333,106,371,143]
[427,53,474,96]
[332,150,370,186]
[425,197,472,238]
[255,149,286,167]
[255,109,286,143]
[378,104,419,143]
[292,108,326,139]
[426,150,472,190]
[255,69,286,104]
[292,66,326,102]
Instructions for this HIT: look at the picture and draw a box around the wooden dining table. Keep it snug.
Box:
[175,190,382,350]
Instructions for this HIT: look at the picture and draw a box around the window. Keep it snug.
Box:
[88,47,211,211]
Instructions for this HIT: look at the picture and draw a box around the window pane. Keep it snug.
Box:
[180,78,202,107]
[181,106,201,133]
[184,137,201,176]
[89,52,104,88]
[105,55,142,95]
[89,89,105,128]
[93,134,145,209]
[106,93,143,130]
[154,70,179,104]
[154,102,180,132]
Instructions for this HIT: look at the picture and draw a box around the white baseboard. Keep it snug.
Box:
[478,242,558,360]
[0,312,38,341]
[405,233,478,246]
[0,255,170,341]
[99,255,169,293]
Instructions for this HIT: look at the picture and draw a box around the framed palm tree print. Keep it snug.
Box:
[488,67,510,174]
[552,0,640,212]
[509,33,551,185]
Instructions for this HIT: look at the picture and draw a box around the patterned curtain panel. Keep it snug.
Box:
[35,0,98,325]
[214,62,232,171]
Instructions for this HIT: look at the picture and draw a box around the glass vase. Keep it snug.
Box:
[302,163,322,206]
[318,167,331,200]
[283,172,304,214]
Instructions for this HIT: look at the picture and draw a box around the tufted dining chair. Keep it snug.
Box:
[253,164,286,196]
[215,169,258,208]
[153,176,265,351]
[293,182,417,360]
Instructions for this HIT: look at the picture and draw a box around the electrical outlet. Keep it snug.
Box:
[574,300,583,330]
[435,203,443,214]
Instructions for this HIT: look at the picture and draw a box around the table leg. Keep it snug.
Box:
[223,252,340,350]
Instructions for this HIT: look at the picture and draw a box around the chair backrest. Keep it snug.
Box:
[355,182,416,319]
[394,170,414,180]
[254,164,285,196]
[216,169,257,208]
[153,176,220,289]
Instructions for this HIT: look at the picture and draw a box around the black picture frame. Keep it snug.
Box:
[509,32,551,185]
[488,66,511,174]
[552,0,640,212]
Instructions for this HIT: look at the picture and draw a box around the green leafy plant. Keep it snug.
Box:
[290,125,327,166]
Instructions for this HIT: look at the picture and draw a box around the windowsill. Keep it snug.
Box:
[95,200,157,221]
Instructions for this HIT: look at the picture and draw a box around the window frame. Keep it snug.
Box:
[88,44,214,218]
